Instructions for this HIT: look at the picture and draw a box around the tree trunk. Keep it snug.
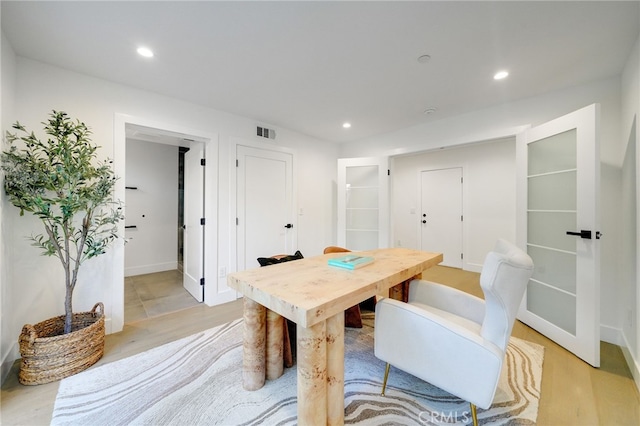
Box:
[64,285,73,334]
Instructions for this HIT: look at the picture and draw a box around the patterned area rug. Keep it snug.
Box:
[52,315,543,425]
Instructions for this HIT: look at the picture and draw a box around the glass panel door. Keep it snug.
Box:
[526,129,577,334]
[345,165,379,250]
[516,104,600,367]
[338,157,389,250]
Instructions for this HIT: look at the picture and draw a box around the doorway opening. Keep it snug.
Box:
[123,124,204,323]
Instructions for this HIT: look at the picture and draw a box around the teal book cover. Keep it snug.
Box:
[328,254,374,270]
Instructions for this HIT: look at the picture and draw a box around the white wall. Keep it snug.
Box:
[1,28,17,383]
[124,139,179,276]
[621,121,636,356]
[1,27,14,381]
[391,138,515,271]
[1,56,339,367]
[620,33,640,391]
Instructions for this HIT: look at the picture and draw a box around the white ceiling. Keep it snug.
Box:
[2,1,639,143]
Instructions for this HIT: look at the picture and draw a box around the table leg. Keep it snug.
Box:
[389,273,423,302]
[297,320,327,425]
[266,309,284,380]
[242,298,266,391]
[326,312,345,426]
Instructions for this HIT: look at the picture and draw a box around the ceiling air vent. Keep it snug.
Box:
[257,126,276,139]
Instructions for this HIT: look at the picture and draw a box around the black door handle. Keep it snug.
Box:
[284,224,293,229]
[566,230,592,239]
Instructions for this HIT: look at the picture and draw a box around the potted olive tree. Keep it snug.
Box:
[1,110,123,385]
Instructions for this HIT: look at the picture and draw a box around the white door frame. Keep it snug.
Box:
[113,113,219,333]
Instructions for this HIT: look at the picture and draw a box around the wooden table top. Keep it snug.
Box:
[227,248,442,327]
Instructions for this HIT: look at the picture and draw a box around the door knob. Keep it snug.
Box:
[566,230,592,239]
[284,223,293,229]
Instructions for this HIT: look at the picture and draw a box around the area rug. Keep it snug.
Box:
[51,315,544,425]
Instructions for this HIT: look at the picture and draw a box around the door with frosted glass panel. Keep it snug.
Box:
[516,104,600,367]
[337,157,389,250]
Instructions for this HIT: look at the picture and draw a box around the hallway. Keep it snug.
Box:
[124,270,201,323]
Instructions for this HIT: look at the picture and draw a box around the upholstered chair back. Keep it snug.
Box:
[479,239,534,352]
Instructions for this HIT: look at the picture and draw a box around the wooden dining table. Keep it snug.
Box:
[227,247,443,425]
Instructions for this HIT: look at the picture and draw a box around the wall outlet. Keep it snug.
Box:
[219,266,227,277]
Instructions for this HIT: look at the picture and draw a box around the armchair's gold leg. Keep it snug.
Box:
[470,403,478,426]
[381,363,391,396]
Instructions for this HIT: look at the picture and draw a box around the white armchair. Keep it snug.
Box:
[374,239,533,426]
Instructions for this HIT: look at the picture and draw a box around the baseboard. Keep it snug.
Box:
[462,262,483,273]
[1,341,18,385]
[600,324,624,346]
[125,262,178,277]
[620,332,640,394]
[205,289,238,307]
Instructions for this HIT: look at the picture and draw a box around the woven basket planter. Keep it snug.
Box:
[18,302,105,385]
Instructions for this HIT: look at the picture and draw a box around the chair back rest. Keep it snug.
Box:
[480,239,534,351]
[323,246,351,254]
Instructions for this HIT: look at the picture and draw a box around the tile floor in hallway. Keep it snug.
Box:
[124,269,201,323]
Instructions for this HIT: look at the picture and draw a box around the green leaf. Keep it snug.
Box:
[1,111,124,326]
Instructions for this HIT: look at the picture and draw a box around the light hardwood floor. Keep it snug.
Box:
[1,266,639,425]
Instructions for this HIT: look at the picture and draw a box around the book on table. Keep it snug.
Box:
[327,254,374,270]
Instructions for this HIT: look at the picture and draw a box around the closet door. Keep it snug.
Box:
[420,167,463,268]
[337,157,389,250]
[237,145,294,270]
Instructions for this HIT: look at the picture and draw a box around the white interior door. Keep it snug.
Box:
[420,168,463,268]
[237,146,293,270]
[516,104,600,367]
[183,143,204,302]
[337,157,389,250]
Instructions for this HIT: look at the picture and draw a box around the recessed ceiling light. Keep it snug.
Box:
[494,70,509,80]
[137,46,154,58]
[342,122,352,129]
[417,54,431,64]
